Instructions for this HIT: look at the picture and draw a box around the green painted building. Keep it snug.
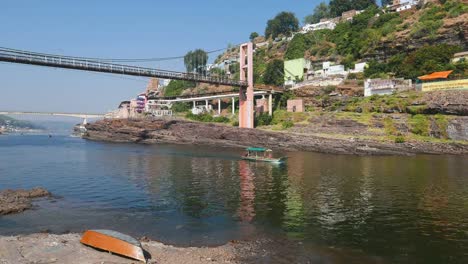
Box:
[284,58,311,85]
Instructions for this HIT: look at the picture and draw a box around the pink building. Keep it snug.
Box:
[287,99,304,113]
[255,98,268,114]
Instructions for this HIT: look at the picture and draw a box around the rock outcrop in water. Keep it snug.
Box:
[0,188,51,215]
[83,119,468,155]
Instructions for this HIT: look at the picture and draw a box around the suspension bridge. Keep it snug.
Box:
[0,43,281,128]
[0,111,104,119]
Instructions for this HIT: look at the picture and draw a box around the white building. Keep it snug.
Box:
[300,20,336,33]
[388,0,419,12]
[364,78,413,97]
[349,62,368,73]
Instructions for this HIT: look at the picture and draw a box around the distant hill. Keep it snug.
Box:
[0,115,42,132]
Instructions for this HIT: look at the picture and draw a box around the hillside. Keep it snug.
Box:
[215,0,467,83]
[0,115,42,133]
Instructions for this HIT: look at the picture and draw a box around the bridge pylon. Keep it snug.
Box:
[239,42,254,129]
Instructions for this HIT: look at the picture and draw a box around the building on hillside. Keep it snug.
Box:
[364,78,413,96]
[300,20,336,34]
[287,99,304,113]
[341,10,364,22]
[349,62,368,73]
[135,94,147,113]
[284,58,312,86]
[255,41,269,48]
[255,98,268,114]
[146,78,160,98]
[388,0,419,12]
[106,101,131,119]
[320,17,341,24]
[453,51,468,63]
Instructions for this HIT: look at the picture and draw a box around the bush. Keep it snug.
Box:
[434,114,449,139]
[410,20,443,38]
[164,80,195,97]
[172,102,191,113]
[282,120,294,129]
[213,116,230,123]
[394,136,406,143]
[256,114,273,126]
[410,114,429,136]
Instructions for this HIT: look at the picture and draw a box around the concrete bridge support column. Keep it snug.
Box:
[205,100,209,110]
[239,42,254,128]
[268,93,273,116]
[232,97,235,115]
[193,101,196,108]
[218,99,221,115]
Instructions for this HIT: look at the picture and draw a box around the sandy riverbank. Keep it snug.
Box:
[83,119,468,156]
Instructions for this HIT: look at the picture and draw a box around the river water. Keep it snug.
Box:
[0,121,468,263]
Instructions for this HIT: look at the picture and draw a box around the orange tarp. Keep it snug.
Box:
[418,70,453,81]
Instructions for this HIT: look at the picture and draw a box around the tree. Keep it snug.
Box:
[381,0,392,7]
[249,32,259,41]
[263,59,284,86]
[304,2,330,24]
[184,49,208,74]
[329,0,351,17]
[265,12,299,39]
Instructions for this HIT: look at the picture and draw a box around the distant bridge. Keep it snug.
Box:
[0,111,104,119]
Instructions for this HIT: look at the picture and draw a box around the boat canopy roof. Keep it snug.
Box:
[246,147,271,152]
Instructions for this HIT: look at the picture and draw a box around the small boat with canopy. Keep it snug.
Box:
[241,147,286,163]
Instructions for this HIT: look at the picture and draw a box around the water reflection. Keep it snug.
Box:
[238,161,255,222]
[1,135,468,263]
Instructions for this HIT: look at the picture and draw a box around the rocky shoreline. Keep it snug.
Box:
[83,119,468,156]
[0,188,51,216]
[0,233,382,263]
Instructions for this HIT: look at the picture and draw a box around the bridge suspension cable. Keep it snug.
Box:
[0,46,247,87]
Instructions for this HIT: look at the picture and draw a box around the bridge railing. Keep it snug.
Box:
[0,49,247,87]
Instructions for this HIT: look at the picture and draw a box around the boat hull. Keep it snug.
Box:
[241,156,286,163]
[80,230,146,262]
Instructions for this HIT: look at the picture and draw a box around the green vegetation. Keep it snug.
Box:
[249,32,259,41]
[251,1,466,81]
[185,113,230,123]
[409,114,430,136]
[343,92,421,114]
[304,2,330,24]
[285,34,312,60]
[184,49,208,74]
[171,102,191,113]
[265,12,299,39]
[434,114,449,139]
[255,114,273,126]
[164,80,196,97]
[394,136,406,143]
[329,0,377,17]
[364,44,463,79]
[281,120,294,129]
[263,59,284,86]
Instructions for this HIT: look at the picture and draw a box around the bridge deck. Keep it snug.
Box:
[0,49,247,87]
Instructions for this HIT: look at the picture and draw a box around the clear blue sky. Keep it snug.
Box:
[0,0,320,113]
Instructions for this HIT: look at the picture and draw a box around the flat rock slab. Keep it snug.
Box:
[0,188,50,215]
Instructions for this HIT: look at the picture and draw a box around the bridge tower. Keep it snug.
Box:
[238,42,254,129]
